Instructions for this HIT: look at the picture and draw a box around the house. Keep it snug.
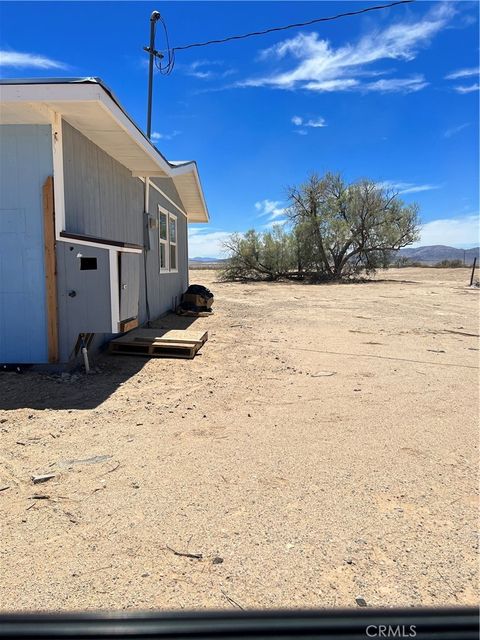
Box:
[0,77,209,369]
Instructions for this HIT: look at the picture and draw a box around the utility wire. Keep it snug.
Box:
[152,0,414,76]
[170,0,414,53]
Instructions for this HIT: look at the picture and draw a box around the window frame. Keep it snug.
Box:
[169,212,178,273]
[158,205,178,274]
[158,207,169,273]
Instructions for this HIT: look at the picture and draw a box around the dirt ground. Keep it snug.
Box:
[0,268,478,611]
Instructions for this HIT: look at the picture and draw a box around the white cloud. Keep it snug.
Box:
[0,50,68,69]
[413,214,480,247]
[306,117,326,128]
[237,3,454,93]
[362,75,428,92]
[184,59,235,80]
[151,130,181,141]
[443,122,470,138]
[261,218,288,229]
[398,184,441,195]
[188,228,232,258]
[445,66,479,80]
[454,83,480,94]
[255,199,286,221]
[377,181,441,195]
[291,115,326,134]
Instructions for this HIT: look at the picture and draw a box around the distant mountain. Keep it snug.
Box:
[188,247,480,265]
[398,245,479,264]
[189,256,224,262]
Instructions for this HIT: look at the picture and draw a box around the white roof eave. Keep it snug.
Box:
[0,80,209,222]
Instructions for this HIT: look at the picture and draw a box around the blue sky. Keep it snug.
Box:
[1,1,478,256]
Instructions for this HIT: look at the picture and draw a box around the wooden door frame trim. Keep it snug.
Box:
[43,176,59,363]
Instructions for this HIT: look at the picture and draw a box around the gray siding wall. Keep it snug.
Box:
[138,183,188,323]
[63,120,144,244]
[60,120,189,362]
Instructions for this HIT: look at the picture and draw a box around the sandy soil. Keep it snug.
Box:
[0,268,478,611]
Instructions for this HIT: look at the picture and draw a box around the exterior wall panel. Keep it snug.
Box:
[0,124,52,363]
[138,185,188,323]
[63,120,144,245]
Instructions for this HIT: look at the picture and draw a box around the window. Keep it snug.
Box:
[169,214,177,271]
[159,211,168,271]
[158,207,178,273]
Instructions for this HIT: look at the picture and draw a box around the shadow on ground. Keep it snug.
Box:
[0,314,200,411]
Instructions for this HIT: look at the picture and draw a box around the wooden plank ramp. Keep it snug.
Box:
[109,328,208,359]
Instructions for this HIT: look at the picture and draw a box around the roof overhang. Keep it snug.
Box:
[0,78,209,222]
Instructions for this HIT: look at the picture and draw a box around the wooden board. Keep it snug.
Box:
[113,328,208,345]
[182,293,213,309]
[43,176,59,363]
[110,340,200,359]
[109,327,207,359]
[119,317,139,333]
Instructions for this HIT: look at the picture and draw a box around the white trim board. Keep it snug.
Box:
[58,237,142,254]
[109,250,120,333]
[50,110,65,237]
[149,179,187,218]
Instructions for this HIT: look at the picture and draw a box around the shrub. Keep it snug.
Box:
[434,259,465,268]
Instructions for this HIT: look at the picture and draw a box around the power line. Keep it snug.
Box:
[170,0,414,53]
[156,15,175,75]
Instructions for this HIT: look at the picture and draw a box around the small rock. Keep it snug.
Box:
[212,557,224,564]
[32,474,55,484]
[345,558,354,565]
[0,419,7,424]
[355,596,367,607]
[141,572,150,577]
[311,371,336,377]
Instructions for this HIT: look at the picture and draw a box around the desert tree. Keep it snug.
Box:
[287,173,420,278]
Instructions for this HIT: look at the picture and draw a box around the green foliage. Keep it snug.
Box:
[220,226,295,281]
[434,259,465,268]
[390,256,423,268]
[221,172,420,281]
[287,172,420,278]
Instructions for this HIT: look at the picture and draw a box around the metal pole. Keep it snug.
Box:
[146,10,161,139]
[469,257,477,287]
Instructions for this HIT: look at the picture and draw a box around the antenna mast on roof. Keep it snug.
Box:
[144,10,162,140]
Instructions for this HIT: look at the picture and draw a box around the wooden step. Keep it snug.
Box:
[109,328,207,359]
